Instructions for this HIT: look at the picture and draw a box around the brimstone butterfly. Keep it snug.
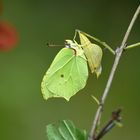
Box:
[41,40,88,101]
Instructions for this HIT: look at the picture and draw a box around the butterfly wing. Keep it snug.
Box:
[79,32,102,77]
[41,47,88,101]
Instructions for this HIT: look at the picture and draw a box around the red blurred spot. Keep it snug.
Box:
[0,21,18,51]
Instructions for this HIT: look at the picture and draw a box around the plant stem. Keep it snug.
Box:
[125,42,140,50]
[88,5,140,140]
[95,109,122,140]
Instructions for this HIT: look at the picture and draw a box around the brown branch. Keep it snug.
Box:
[94,108,122,140]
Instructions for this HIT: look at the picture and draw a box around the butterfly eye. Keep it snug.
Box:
[65,40,71,48]
[65,44,70,48]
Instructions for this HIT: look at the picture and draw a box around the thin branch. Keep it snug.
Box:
[125,42,140,50]
[95,109,122,140]
[88,5,140,140]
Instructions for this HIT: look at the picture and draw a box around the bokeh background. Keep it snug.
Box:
[0,0,140,140]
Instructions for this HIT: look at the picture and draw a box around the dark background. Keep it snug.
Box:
[0,0,140,140]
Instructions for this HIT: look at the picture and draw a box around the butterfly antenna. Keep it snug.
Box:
[46,43,64,47]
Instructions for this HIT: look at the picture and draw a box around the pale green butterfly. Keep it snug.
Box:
[41,40,88,101]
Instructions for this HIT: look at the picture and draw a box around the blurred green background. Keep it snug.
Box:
[0,0,140,140]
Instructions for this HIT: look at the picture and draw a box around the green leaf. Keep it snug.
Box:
[41,40,88,101]
[78,32,103,77]
[114,121,123,127]
[46,120,88,140]
[91,95,100,105]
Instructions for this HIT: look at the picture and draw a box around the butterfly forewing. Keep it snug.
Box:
[41,46,88,101]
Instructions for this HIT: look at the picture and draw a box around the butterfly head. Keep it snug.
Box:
[65,40,76,48]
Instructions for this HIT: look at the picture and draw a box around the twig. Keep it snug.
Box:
[95,108,122,140]
[88,5,140,140]
[125,42,140,50]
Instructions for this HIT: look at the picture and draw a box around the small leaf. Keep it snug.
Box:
[114,121,123,127]
[78,32,103,77]
[91,95,100,105]
[46,120,88,140]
